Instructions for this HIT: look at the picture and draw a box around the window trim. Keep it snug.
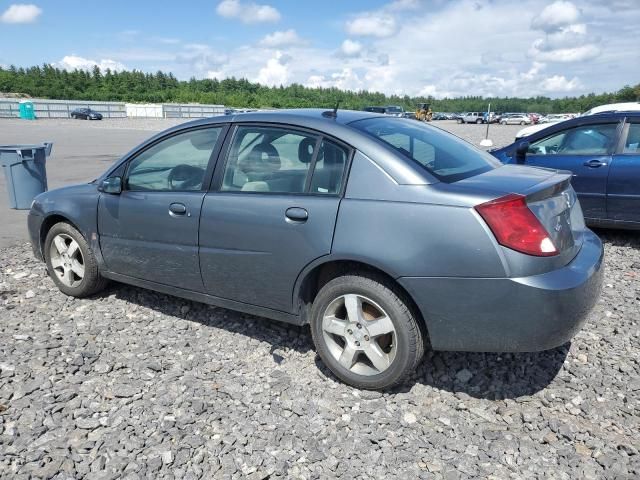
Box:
[616,120,640,156]
[209,122,354,197]
[122,124,229,193]
[527,120,623,157]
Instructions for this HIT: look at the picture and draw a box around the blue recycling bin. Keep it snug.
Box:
[0,143,52,209]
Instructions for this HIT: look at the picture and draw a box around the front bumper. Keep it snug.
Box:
[27,212,44,261]
[398,230,604,352]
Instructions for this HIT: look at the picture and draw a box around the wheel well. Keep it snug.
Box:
[297,260,428,339]
[39,215,79,256]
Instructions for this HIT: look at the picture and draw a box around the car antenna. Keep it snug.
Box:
[322,101,340,119]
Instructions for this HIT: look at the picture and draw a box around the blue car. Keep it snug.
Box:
[492,112,640,229]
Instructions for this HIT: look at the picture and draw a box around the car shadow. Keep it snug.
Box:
[98,283,569,400]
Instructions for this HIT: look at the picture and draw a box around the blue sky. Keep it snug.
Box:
[1,0,638,98]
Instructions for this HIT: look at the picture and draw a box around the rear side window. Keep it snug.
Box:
[351,117,500,183]
[221,126,349,195]
[623,123,640,154]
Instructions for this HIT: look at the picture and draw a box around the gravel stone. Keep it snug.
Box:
[0,227,638,479]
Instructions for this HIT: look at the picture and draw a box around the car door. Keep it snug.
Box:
[98,125,226,291]
[523,121,620,220]
[199,124,350,313]
[608,118,640,223]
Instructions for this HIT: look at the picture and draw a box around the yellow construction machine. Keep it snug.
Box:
[415,103,433,122]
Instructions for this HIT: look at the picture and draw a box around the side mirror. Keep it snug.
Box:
[514,141,530,164]
[99,176,122,194]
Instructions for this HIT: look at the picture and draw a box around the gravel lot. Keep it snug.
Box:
[1,117,638,479]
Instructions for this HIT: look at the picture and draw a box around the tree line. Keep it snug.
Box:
[0,64,638,114]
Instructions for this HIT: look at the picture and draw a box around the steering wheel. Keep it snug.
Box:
[167,164,205,190]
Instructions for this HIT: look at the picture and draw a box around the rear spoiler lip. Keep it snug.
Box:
[522,170,573,203]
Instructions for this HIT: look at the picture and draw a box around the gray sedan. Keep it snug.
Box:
[27,109,603,389]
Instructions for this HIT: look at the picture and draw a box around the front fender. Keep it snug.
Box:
[31,183,102,265]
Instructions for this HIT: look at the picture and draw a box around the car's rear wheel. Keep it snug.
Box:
[310,273,424,390]
[45,222,107,297]
[476,118,482,124]
[457,119,463,124]
[520,121,526,125]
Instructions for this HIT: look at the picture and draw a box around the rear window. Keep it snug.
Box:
[351,117,500,182]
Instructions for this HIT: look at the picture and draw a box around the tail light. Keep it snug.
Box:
[475,194,558,257]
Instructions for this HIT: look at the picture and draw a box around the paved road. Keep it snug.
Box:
[0,120,164,247]
[0,118,521,247]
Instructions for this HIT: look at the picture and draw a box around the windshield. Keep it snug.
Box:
[351,117,501,183]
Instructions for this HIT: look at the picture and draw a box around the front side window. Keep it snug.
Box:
[623,123,640,154]
[222,126,348,194]
[528,123,618,156]
[351,117,499,183]
[126,127,221,191]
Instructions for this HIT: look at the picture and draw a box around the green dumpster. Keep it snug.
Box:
[18,101,36,120]
[0,143,52,209]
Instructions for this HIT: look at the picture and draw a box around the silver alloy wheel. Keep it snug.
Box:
[322,294,397,376]
[49,233,85,288]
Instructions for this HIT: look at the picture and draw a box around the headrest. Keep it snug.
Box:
[298,137,316,163]
[240,142,281,175]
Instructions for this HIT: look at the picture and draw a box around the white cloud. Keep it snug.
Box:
[529,1,600,63]
[1,4,42,23]
[255,51,289,86]
[260,29,305,47]
[340,39,363,57]
[56,55,127,72]
[541,75,582,92]
[530,43,601,62]
[346,13,397,37]
[531,1,581,33]
[216,0,280,24]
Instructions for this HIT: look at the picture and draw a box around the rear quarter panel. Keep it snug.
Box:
[332,152,506,278]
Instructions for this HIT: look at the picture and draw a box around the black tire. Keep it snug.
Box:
[44,222,108,297]
[310,273,425,390]
[457,119,463,124]
[520,121,526,125]
[71,114,76,119]
[476,118,482,124]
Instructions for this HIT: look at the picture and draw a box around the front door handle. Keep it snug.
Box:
[285,207,308,223]
[583,159,607,168]
[169,202,187,216]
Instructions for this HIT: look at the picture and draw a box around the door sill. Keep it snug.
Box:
[100,270,303,325]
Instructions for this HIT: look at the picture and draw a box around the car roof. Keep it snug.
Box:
[178,108,383,128]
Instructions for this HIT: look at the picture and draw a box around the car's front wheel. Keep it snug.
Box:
[44,222,107,297]
[310,273,424,390]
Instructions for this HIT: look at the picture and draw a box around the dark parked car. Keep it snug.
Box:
[492,111,640,230]
[363,106,386,114]
[71,108,103,120]
[28,109,603,389]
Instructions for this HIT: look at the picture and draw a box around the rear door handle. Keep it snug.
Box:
[583,160,607,168]
[169,202,188,216]
[285,207,308,223]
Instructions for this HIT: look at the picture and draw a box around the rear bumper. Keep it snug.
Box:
[398,230,604,352]
[27,212,44,261]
